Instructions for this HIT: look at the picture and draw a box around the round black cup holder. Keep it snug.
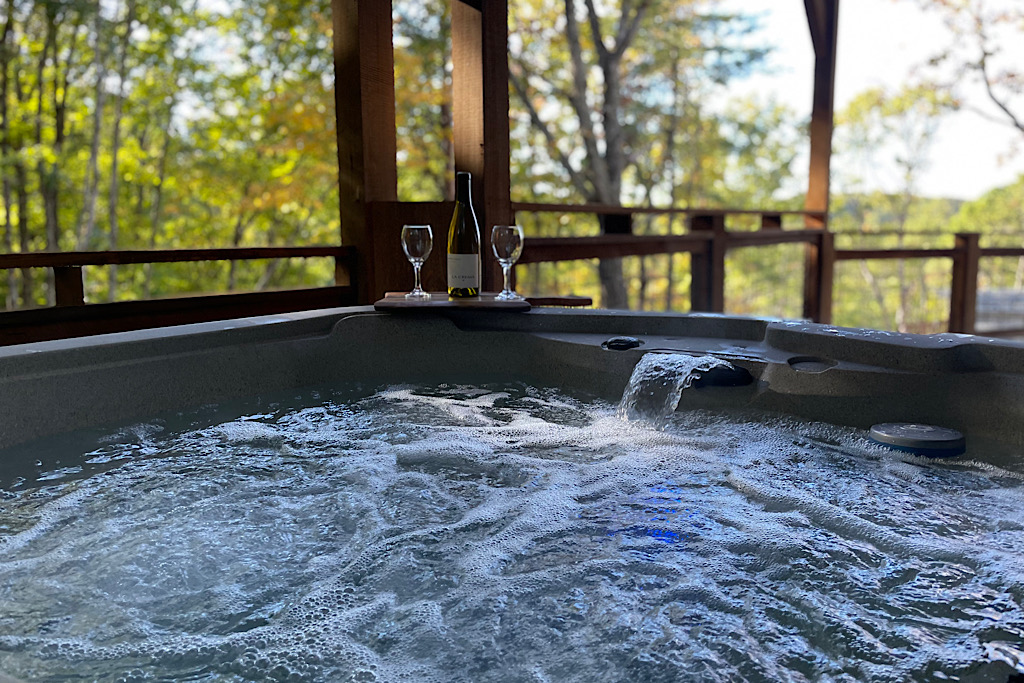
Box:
[787,356,837,373]
[602,336,643,351]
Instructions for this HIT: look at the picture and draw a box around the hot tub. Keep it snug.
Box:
[3,307,1023,449]
[1,308,1022,681]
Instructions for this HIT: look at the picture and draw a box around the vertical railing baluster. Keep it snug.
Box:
[690,213,725,313]
[760,213,782,230]
[950,233,980,334]
[53,266,85,306]
[803,230,834,323]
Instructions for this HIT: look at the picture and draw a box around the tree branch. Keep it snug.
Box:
[508,66,592,198]
[565,0,611,198]
[615,0,651,58]
[978,49,1024,135]
[582,0,609,61]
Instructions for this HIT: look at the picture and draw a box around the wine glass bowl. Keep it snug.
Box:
[401,224,433,299]
[491,225,525,301]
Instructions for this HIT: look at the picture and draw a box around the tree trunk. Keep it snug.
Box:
[15,160,31,306]
[226,210,254,291]
[40,8,81,285]
[106,0,137,302]
[35,8,57,303]
[439,100,454,199]
[664,55,682,312]
[144,107,174,299]
[0,8,15,309]
[76,10,107,250]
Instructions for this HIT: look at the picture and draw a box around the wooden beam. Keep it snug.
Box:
[802,230,834,323]
[689,213,726,313]
[53,266,85,307]
[452,0,486,289]
[834,248,958,261]
[333,0,398,303]
[453,0,512,291]
[804,0,839,225]
[803,0,828,56]
[981,247,1024,258]
[519,234,709,264]
[452,1,484,181]
[481,0,513,290]
[366,201,454,294]
[511,202,825,222]
[0,246,353,269]
[949,233,980,334]
[728,229,821,248]
[760,213,783,230]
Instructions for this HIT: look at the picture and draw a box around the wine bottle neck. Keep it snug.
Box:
[455,173,472,204]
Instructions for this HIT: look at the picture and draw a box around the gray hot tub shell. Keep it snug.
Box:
[1,307,1022,451]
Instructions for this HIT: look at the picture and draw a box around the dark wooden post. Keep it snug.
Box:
[333,0,398,303]
[598,213,632,235]
[802,1,838,322]
[689,213,725,313]
[333,254,352,287]
[53,266,85,307]
[760,213,782,230]
[949,232,981,334]
[802,230,834,323]
[453,0,512,292]
[803,0,839,225]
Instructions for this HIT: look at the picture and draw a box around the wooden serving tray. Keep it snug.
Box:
[374,292,532,311]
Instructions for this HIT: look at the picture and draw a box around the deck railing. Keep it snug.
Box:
[0,246,357,345]
[512,203,1024,337]
[1,210,1022,344]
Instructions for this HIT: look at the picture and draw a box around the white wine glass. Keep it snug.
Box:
[491,225,524,301]
[401,224,433,299]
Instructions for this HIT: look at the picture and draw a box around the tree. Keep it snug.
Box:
[509,0,780,308]
[950,175,1024,291]
[0,0,342,308]
[830,84,956,332]
[906,0,1024,143]
[393,0,453,202]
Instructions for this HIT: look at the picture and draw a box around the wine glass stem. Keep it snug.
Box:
[502,264,512,293]
[413,263,422,292]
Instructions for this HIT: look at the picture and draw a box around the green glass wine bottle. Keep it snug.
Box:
[447,172,481,297]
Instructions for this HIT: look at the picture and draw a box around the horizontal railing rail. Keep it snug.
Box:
[0,246,358,345]
[0,246,352,269]
[511,203,1024,336]
[510,202,826,223]
[512,204,834,323]
[834,248,959,260]
[518,234,710,263]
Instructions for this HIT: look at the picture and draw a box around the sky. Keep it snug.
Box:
[727,0,1024,201]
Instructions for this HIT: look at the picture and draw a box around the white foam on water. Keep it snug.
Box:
[0,384,1022,681]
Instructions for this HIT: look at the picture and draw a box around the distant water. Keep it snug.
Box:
[0,383,1022,682]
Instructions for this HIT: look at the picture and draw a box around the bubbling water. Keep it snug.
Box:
[0,382,1022,682]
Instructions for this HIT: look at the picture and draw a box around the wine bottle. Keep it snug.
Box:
[447,171,481,297]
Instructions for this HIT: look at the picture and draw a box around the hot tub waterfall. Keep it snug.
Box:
[617,353,734,427]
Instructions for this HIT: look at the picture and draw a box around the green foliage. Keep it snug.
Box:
[1,0,1019,334]
[393,0,452,202]
[504,0,803,308]
[950,175,1024,293]
[0,0,339,308]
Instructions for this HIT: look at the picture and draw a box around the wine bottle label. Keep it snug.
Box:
[447,253,479,288]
